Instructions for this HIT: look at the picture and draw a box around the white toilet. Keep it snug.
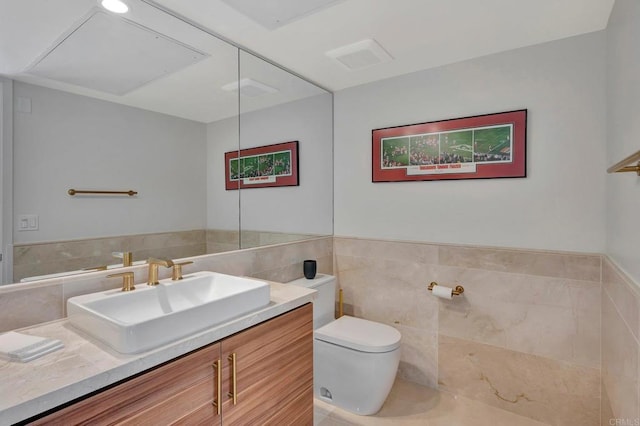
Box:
[287,274,401,415]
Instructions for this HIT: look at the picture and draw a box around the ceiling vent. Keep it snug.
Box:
[221,0,345,30]
[325,39,393,71]
[221,78,279,97]
[26,11,208,95]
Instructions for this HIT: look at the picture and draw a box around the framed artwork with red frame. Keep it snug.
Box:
[372,109,527,182]
[225,141,299,190]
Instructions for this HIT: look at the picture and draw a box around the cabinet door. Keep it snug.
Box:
[221,303,313,426]
[30,343,222,426]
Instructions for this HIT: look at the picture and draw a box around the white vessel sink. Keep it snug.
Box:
[67,271,270,354]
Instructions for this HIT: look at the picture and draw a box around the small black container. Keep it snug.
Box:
[303,259,317,279]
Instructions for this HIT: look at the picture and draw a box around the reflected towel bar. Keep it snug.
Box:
[607,150,640,175]
[68,189,138,196]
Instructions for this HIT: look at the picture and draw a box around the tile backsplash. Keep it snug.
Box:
[1,237,333,332]
[13,229,319,282]
[12,230,207,282]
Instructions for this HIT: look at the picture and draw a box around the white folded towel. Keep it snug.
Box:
[0,331,64,362]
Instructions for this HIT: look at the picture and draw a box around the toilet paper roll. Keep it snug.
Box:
[432,285,453,300]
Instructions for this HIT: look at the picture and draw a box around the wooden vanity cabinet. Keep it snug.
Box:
[29,303,313,425]
[221,302,313,425]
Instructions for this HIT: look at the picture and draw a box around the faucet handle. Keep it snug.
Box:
[108,272,135,292]
[172,261,194,281]
[83,265,108,271]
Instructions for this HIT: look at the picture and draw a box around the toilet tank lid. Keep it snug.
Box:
[315,316,401,353]
[286,274,335,289]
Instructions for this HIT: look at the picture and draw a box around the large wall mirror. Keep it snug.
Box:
[237,51,333,248]
[0,0,333,284]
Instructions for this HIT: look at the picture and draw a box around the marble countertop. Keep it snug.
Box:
[0,281,315,425]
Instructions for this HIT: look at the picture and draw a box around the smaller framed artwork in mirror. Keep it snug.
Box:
[225,141,299,190]
[372,109,527,182]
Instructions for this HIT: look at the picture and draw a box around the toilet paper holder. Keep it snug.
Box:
[427,282,464,296]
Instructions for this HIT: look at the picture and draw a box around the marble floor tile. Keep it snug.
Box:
[314,378,551,426]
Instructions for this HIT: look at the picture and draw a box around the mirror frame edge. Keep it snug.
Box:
[1,77,14,285]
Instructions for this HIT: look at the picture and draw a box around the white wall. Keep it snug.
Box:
[606,0,640,282]
[206,115,239,230]
[334,32,607,253]
[13,82,207,243]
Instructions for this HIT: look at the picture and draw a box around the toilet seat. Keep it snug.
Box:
[314,316,401,353]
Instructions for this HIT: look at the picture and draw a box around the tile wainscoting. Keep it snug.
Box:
[334,237,603,426]
[602,259,640,424]
[13,229,318,282]
[12,230,206,282]
[206,229,319,254]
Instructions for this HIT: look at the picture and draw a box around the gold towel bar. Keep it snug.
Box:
[427,282,465,296]
[607,150,640,175]
[68,189,138,196]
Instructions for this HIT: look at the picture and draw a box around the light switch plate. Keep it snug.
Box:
[18,214,38,231]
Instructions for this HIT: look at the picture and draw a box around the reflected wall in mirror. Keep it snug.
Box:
[237,51,333,248]
[0,0,333,284]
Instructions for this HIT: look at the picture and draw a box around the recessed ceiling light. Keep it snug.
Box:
[101,0,129,14]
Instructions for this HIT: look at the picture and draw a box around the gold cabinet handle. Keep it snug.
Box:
[212,359,221,415]
[228,353,237,405]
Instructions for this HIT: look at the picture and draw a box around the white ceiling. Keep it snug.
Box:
[152,0,615,91]
[0,0,324,123]
[0,0,615,122]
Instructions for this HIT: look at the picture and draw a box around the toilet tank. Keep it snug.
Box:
[286,274,336,329]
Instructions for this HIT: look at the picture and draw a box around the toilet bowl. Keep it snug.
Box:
[287,274,401,415]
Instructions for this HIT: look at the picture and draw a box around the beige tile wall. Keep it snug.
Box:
[334,237,602,426]
[13,230,207,282]
[13,229,320,282]
[439,335,599,426]
[602,258,640,424]
[206,229,240,254]
[0,237,333,332]
[206,229,319,254]
[0,281,64,331]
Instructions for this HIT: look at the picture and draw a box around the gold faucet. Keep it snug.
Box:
[113,251,133,267]
[147,257,174,286]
